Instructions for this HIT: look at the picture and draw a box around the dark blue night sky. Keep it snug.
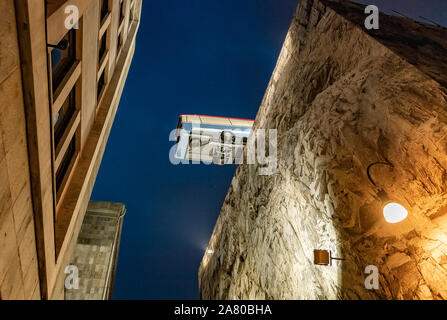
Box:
[91,0,447,299]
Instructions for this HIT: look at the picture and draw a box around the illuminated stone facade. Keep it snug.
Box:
[200,0,447,300]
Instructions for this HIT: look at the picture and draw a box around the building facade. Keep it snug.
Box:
[65,202,126,300]
[0,0,142,299]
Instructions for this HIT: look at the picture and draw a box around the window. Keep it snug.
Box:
[100,0,109,22]
[48,25,81,206]
[97,72,105,100]
[51,29,76,92]
[129,1,134,32]
[116,0,127,59]
[53,87,76,147]
[99,33,107,63]
[119,0,125,23]
[117,33,122,54]
[56,136,76,194]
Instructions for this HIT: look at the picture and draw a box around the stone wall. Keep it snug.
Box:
[65,202,125,300]
[199,0,447,300]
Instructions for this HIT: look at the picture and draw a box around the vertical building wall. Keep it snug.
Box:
[0,0,142,300]
[0,0,40,300]
[199,0,447,300]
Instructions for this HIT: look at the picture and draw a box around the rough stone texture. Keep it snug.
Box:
[64,202,125,300]
[199,0,447,300]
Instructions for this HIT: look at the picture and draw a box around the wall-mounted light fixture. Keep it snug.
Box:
[367,160,408,223]
[313,250,345,266]
[47,38,70,50]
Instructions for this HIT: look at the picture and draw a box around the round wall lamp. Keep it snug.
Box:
[383,202,408,223]
[367,160,408,223]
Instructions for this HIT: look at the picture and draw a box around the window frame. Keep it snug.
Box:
[53,86,76,148]
[47,26,82,211]
[50,28,77,95]
[97,0,112,108]
[100,0,110,23]
[119,0,125,25]
[116,0,128,62]
[128,0,135,33]
[55,135,78,202]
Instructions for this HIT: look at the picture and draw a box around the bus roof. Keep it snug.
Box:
[179,114,255,122]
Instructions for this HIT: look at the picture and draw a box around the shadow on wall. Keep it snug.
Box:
[324,0,447,89]
[199,0,447,300]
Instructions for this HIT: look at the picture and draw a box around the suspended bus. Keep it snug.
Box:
[174,114,254,164]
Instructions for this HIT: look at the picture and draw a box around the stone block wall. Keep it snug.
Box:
[65,202,125,300]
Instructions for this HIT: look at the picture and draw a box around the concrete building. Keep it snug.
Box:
[0,0,142,299]
[65,202,126,300]
[199,0,447,300]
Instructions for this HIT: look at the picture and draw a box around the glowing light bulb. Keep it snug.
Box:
[383,202,408,223]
